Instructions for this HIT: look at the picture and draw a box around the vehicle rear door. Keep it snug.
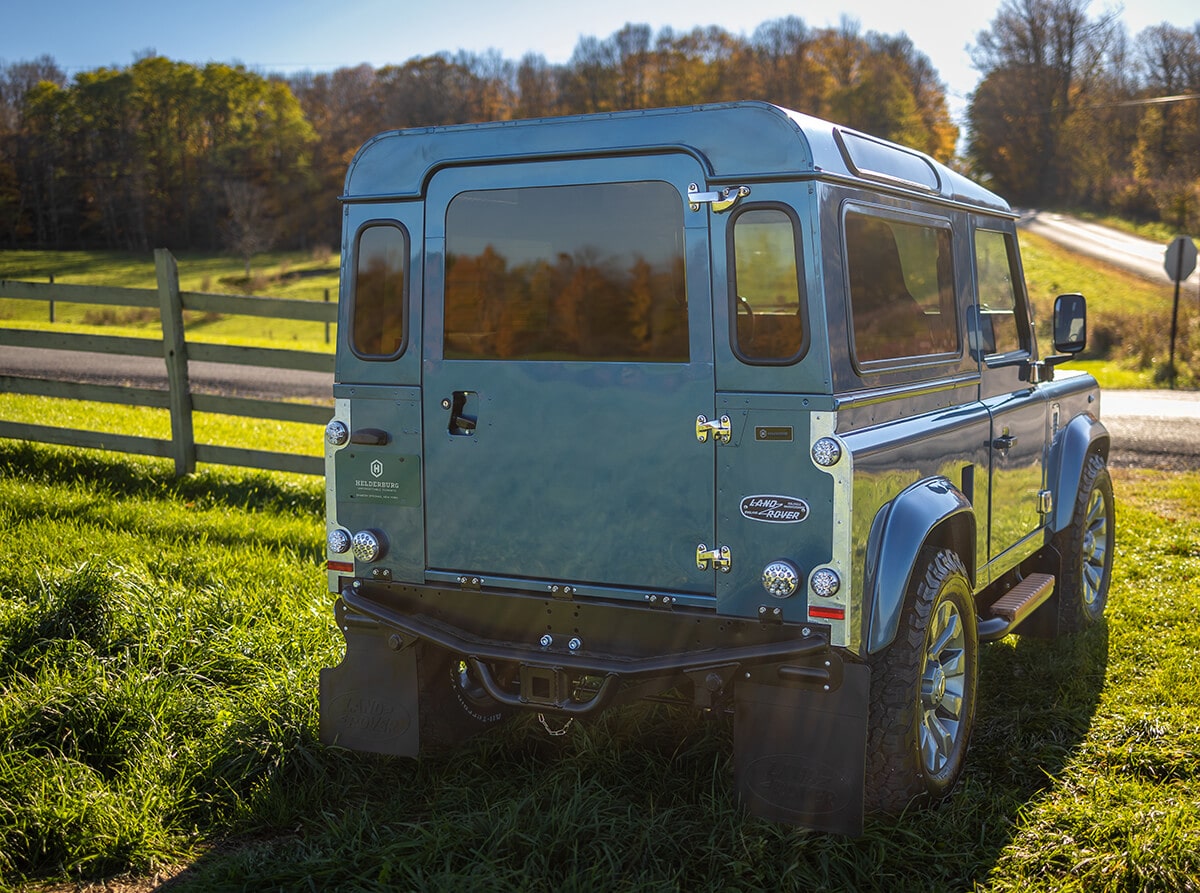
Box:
[421,155,717,597]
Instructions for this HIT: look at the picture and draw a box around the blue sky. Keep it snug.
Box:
[2,0,1197,125]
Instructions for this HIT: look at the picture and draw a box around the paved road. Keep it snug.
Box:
[1103,390,1200,472]
[0,345,331,403]
[1020,211,1200,290]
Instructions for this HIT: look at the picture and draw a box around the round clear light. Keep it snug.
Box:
[325,420,349,446]
[810,568,841,598]
[812,437,842,467]
[352,529,385,562]
[762,560,801,599]
[327,528,351,554]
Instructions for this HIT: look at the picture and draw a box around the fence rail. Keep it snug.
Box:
[0,248,335,476]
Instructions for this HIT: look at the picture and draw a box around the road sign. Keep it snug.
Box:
[1164,235,1197,283]
[1164,235,1197,390]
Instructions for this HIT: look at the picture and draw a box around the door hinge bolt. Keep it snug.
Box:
[696,414,732,444]
[697,544,732,572]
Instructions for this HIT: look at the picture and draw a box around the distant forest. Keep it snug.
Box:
[1,0,1198,254]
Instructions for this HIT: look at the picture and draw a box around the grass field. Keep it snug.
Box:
[0,438,1197,892]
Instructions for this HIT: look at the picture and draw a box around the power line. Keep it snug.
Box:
[1087,92,1200,110]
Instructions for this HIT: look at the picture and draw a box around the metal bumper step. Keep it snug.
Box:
[978,573,1056,641]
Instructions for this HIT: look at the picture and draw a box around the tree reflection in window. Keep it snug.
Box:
[445,182,689,362]
[352,224,407,357]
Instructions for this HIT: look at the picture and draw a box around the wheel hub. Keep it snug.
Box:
[924,662,948,708]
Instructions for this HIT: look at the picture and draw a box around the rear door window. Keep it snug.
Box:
[444,181,688,362]
[350,223,408,358]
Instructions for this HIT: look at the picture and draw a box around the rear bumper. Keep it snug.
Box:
[338,580,835,712]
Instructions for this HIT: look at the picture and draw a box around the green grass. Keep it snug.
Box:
[0,440,1198,892]
[0,393,325,461]
[1019,229,1199,389]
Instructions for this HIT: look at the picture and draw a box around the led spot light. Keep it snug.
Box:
[762,560,801,598]
[811,437,842,467]
[810,568,841,598]
[325,420,349,446]
[352,529,386,563]
[327,528,351,554]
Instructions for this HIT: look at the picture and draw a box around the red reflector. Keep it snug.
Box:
[809,606,845,620]
[326,561,354,573]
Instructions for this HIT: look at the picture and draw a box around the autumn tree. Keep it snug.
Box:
[967,0,1118,204]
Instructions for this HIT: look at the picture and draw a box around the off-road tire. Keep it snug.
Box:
[416,643,510,750]
[1053,452,1114,635]
[865,548,978,814]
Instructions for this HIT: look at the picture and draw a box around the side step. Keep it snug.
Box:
[978,573,1056,642]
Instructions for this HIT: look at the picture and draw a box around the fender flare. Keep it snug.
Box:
[1047,414,1110,534]
[864,477,976,655]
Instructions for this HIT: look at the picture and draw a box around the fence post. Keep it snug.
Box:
[49,274,55,323]
[155,249,196,476]
[324,288,331,344]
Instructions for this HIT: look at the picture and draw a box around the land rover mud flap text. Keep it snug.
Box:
[319,602,420,757]
[733,663,869,836]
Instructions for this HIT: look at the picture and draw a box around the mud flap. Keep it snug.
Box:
[319,602,420,757]
[734,662,869,836]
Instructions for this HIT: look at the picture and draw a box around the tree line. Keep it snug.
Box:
[1,3,1198,256]
[0,17,955,254]
[969,0,1200,230]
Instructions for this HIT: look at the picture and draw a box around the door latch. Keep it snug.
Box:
[696,414,732,444]
[991,431,1018,453]
[697,544,732,572]
[688,184,750,212]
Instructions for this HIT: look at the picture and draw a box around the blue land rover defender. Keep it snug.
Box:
[319,102,1113,835]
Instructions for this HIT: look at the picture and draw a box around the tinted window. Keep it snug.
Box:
[732,208,805,362]
[444,182,688,362]
[845,212,958,364]
[352,224,407,358]
[973,229,1025,357]
[837,130,940,192]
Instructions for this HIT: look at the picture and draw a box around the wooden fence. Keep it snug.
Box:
[0,249,335,476]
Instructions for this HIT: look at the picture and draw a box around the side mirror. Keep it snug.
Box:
[1053,293,1087,355]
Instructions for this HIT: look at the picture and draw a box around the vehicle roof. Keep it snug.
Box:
[343,101,1011,215]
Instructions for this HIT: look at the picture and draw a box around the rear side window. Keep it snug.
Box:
[845,211,958,365]
[973,229,1026,357]
[444,181,688,362]
[351,224,408,358]
[731,207,805,363]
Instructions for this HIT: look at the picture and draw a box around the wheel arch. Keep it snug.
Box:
[863,477,976,655]
[1047,414,1110,534]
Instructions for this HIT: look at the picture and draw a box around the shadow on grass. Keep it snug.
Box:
[0,440,323,516]
[154,623,1109,893]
